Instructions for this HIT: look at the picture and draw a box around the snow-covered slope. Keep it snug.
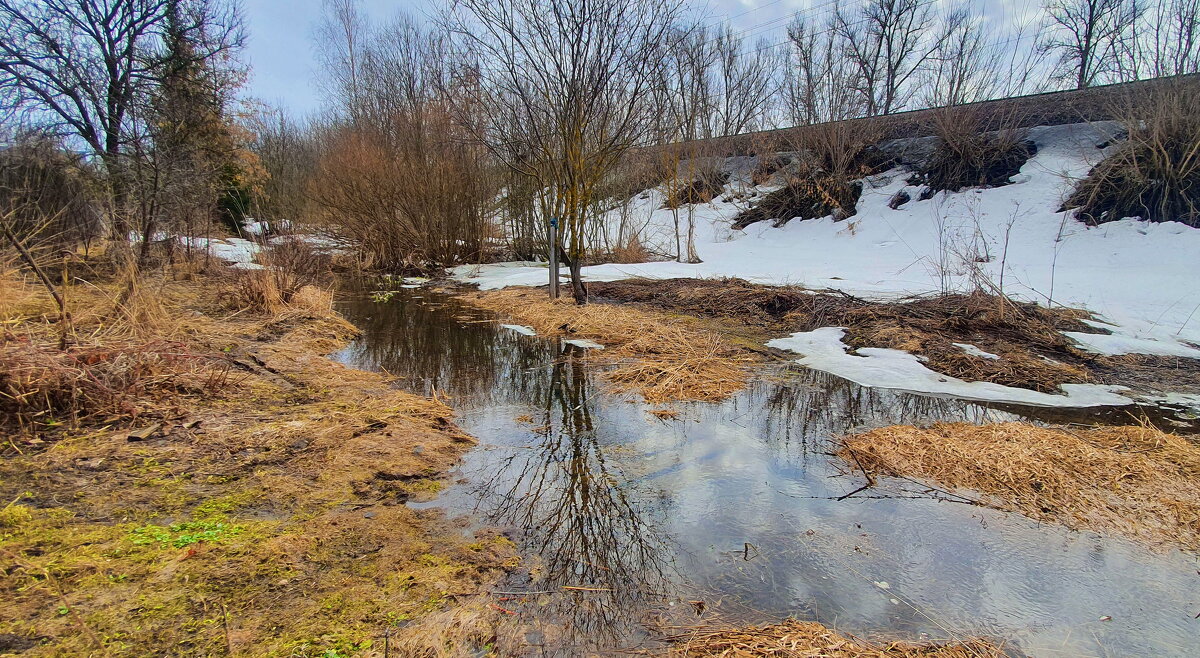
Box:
[455,123,1200,359]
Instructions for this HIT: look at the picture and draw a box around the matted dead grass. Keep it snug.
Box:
[841,422,1200,551]
[667,619,1005,657]
[590,278,1104,393]
[0,268,516,657]
[459,287,752,403]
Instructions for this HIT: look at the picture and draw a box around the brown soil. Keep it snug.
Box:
[666,619,1005,657]
[457,287,755,403]
[588,277,1198,397]
[0,269,516,656]
[841,422,1200,551]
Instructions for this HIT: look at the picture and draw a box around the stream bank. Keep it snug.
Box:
[335,284,1200,657]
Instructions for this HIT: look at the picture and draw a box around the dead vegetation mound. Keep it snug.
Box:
[841,422,1200,551]
[0,338,233,439]
[459,287,750,403]
[590,278,1095,392]
[1064,82,1200,227]
[731,177,864,229]
[911,133,1034,194]
[664,167,730,209]
[667,619,1004,657]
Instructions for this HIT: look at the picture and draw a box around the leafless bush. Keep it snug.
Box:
[259,237,331,289]
[218,238,332,314]
[0,136,100,257]
[309,109,496,272]
[610,234,651,263]
[1065,83,1200,227]
[663,159,729,209]
[598,151,673,202]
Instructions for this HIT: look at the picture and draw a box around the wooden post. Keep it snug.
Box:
[549,216,560,299]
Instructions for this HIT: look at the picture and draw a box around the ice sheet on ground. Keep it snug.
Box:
[953,343,1000,360]
[452,123,1200,361]
[768,327,1132,408]
[564,338,605,349]
[500,324,537,336]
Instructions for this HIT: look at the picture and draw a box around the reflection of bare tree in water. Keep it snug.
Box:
[473,344,675,651]
[757,367,999,456]
[335,288,555,405]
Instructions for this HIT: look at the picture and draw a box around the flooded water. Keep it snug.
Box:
[333,286,1200,657]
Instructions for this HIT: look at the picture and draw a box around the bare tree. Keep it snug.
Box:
[1140,0,1200,76]
[447,0,683,303]
[834,0,947,116]
[314,0,368,119]
[784,14,865,124]
[1039,0,1142,88]
[711,26,777,137]
[0,0,244,256]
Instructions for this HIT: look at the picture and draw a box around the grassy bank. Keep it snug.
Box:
[458,287,756,403]
[0,267,516,656]
[841,422,1200,551]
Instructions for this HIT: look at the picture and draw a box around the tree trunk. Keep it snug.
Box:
[559,247,588,305]
[685,206,702,264]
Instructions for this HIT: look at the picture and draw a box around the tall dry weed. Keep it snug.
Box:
[1066,81,1200,227]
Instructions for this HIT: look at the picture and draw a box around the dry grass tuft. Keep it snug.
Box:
[841,422,1200,551]
[1066,81,1200,227]
[911,108,1034,195]
[461,288,750,403]
[667,619,1004,657]
[0,338,233,439]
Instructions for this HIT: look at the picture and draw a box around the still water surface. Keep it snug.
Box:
[333,287,1199,657]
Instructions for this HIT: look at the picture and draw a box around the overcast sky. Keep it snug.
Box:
[239,0,1043,116]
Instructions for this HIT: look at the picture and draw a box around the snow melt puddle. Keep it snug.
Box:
[769,327,1133,408]
[330,286,1199,657]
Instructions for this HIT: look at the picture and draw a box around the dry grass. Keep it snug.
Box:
[589,278,1095,392]
[667,620,1004,657]
[0,338,233,439]
[908,106,1033,196]
[841,422,1200,551]
[1066,81,1200,227]
[460,288,751,403]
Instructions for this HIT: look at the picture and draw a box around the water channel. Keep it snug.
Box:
[332,285,1199,657]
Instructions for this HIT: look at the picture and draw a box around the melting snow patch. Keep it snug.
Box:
[953,343,1000,360]
[768,327,1131,408]
[178,237,261,265]
[564,338,605,349]
[1064,322,1200,359]
[501,324,537,336]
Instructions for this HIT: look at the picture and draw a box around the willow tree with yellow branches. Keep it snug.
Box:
[447,0,685,303]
